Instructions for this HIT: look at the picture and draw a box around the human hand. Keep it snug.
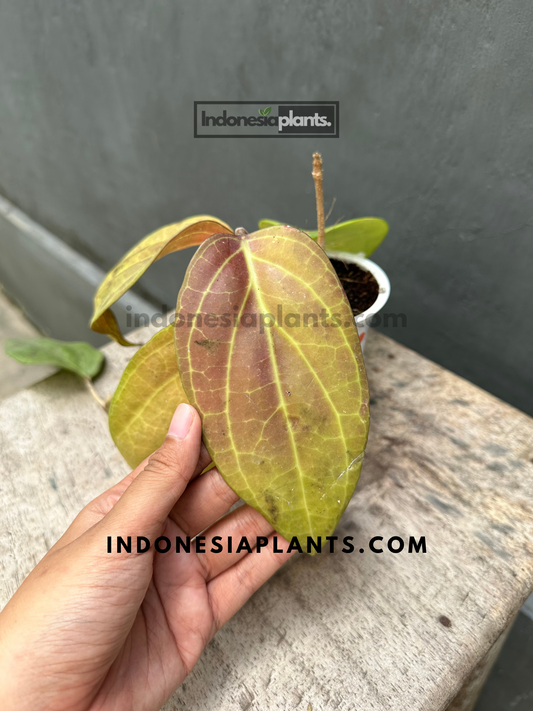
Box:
[0,404,293,711]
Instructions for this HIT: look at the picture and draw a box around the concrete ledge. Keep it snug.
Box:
[1,329,533,710]
[0,194,158,346]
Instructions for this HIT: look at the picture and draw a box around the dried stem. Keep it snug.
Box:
[85,377,109,411]
[312,153,325,249]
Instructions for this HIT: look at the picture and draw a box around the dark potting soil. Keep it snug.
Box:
[330,258,379,316]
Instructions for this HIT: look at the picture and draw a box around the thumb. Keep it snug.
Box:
[105,403,202,538]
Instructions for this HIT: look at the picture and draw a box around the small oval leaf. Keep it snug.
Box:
[176,226,369,547]
[91,216,233,345]
[5,338,104,379]
[258,218,284,230]
[108,325,188,468]
[258,218,320,237]
[258,217,388,257]
[322,218,388,255]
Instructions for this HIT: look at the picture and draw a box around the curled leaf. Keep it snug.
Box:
[5,338,104,379]
[258,217,388,257]
[91,216,233,345]
[108,325,188,468]
[175,226,369,548]
[93,310,134,348]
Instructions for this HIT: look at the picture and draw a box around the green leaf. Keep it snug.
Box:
[175,226,369,549]
[91,216,233,345]
[108,325,188,468]
[258,219,285,230]
[258,109,265,116]
[258,217,389,257]
[264,106,271,116]
[321,218,388,255]
[5,338,104,379]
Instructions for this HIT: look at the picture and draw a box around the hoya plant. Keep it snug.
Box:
[7,155,388,550]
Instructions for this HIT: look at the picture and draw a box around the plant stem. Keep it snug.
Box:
[312,152,325,250]
[85,377,109,411]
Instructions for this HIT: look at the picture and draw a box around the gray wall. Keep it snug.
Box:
[0,0,532,414]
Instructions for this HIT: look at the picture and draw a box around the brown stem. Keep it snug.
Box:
[85,377,109,411]
[312,153,325,250]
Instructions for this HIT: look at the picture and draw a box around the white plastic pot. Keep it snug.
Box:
[327,251,391,353]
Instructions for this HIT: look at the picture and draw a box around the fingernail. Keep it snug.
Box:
[168,403,194,440]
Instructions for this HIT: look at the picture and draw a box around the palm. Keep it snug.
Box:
[97,517,216,708]
[91,502,290,711]
[0,418,293,711]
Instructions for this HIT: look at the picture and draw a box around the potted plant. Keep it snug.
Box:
[259,155,390,351]
[6,155,391,552]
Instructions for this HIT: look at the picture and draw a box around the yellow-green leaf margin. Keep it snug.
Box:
[108,324,188,467]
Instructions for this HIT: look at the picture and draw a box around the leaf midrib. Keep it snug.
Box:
[250,251,366,432]
[242,241,315,538]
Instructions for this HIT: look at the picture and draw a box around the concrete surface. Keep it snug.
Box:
[1,327,533,710]
[1,296,533,705]
[0,1,532,415]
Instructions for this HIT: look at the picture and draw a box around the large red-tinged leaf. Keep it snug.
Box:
[175,225,369,548]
